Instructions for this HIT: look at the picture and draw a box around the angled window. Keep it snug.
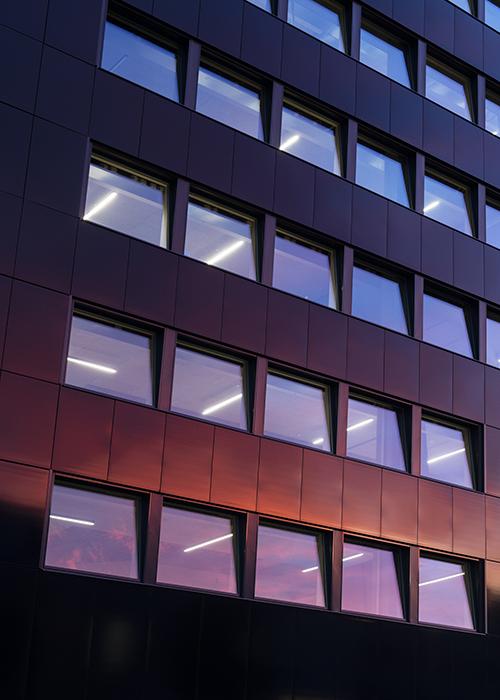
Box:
[264,372,331,451]
[84,160,167,246]
[419,555,475,630]
[423,291,474,358]
[359,24,411,88]
[247,0,273,10]
[486,0,500,32]
[101,22,179,101]
[171,345,247,430]
[45,482,139,579]
[421,416,474,488]
[352,264,409,334]
[346,395,407,471]
[448,0,472,11]
[356,141,410,207]
[156,505,238,593]
[487,312,500,368]
[486,94,500,137]
[272,232,338,308]
[425,60,471,120]
[66,311,156,405]
[196,65,264,140]
[255,523,326,607]
[486,200,500,249]
[287,0,345,51]
[184,197,257,279]
[280,104,341,173]
[423,172,472,235]
[341,540,405,619]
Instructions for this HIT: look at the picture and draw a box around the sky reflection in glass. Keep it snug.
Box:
[423,293,472,357]
[421,419,472,488]
[347,398,406,471]
[280,106,340,173]
[288,0,344,51]
[360,28,410,87]
[356,143,409,206]
[419,557,474,629]
[352,266,408,334]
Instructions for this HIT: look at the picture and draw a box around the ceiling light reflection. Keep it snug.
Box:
[427,447,466,465]
[202,393,243,416]
[301,565,319,573]
[50,514,95,526]
[419,571,465,587]
[183,532,233,553]
[280,133,300,151]
[347,418,374,432]
[423,200,440,213]
[83,191,117,220]
[342,552,364,563]
[67,357,117,374]
[205,240,245,266]
[312,437,324,445]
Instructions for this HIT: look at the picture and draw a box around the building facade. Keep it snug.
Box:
[3,0,500,697]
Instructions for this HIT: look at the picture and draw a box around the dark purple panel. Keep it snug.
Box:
[485,426,500,497]
[72,221,130,310]
[140,94,190,176]
[0,0,48,39]
[0,191,22,276]
[281,24,320,96]
[274,151,315,227]
[387,202,421,270]
[187,113,235,193]
[313,171,352,243]
[257,438,302,519]
[25,118,87,216]
[307,305,347,379]
[421,217,453,284]
[211,427,259,510]
[45,0,104,64]
[418,479,453,551]
[355,64,390,132]
[486,497,500,561]
[362,0,391,13]
[125,242,177,325]
[162,413,213,500]
[174,256,224,339]
[0,372,58,468]
[484,132,500,190]
[0,103,32,197]
[423,100,454,164]
[16,201,77,293]
[36,46,94,134]
[452,488,485,558]
[351,187,388,257]
[393,0,424,34]
[454,117,483,180]
[381,470,418,543]
[53,387,114,479]
[485,366,500,429]
[265,289,308,366]
[90,71,144,156]
[300,451,342,527]
[390,83,423,149]
[485,245,500,306]
[319,45,356,114]
[419,343,453,413]
[0,275,11,362]
[109,401,165,490]
[484,28,500,83]
[232,133,276,211]
[384,332,419,402]
[486,561,500,635]
[424,0,454,53]
[453,10,483,70]
[453,232,483,296]
[3,280,68,383]
[198,0,243,56]
[152,0,200,34]
[342,459,382,536]
[241,3,283,77]
[221,274,267,354]
[0,25,42,112]
[452,355,484,423]
[346,318,385,391]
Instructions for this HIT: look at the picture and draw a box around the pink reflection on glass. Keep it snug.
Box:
[255,525,325,607]
[341,542,404,619]
[419,557,474,629]
[156,507,237,594]
[45,484,138,579]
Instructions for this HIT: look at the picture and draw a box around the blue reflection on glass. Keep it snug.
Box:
[424,175,472,235]
[486,0,500,31]
[487,316,500,369]
[360,29,410,87]
[421,419,472,488]
[486,203,500,249]
[425,64,470,120]
[486,98,500,137]
[288,0,344,51]
[448,0,471,11]
[247,0,273,10]
[423,293,473,357]
[356,143,409,206]
[352,266,408,334]
[347,398,406,471]
[280,106,340,173]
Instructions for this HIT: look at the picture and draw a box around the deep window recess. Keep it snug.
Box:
[422,291,474,358]
[351,264,409,334]
[355,141,410,207]
[420,415,475,489]
[280,103,341,174]
[419,555,475,630]
[287,0,345,52]
[485,0,500,32]
[425,60,472,121]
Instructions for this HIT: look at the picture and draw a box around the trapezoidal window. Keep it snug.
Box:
[359,22,412,88]
[420,415,475,489]
[423,290,474,358]
[280,103,341,174]
[351,264,409,334]
[425,59,472,121]
[419,555,475,630]
[356,141,410,207]
[423,171,473,236]
[287,0,345,51]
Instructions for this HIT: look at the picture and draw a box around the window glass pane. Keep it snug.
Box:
[196,66,263,139]
[280,106,340,173]
[264,373,331,450]
[352,266,408,334]
[273,234,337,308]
[157,506,237,593]
[342,542,404,619]
[419,557,474,629]
[66,315,154,405]
[171,347,247,430]
[486,203,500,249]
[486,0,500,32]
[425,64,471,120]
[487,316,500,368]
[421,419,473,488]
[359,28,410,87]
[288,0,344,51]
[45,484,138,578]
[184,200,256,279]
[247,0,272,10]
[101,22,178,101]
[423,175,472,235]
[347,398,406,471]
[255,525,325,606]
[486,98,500,137]
[356,143,409,206]
[423,294,473,357]
[84,163,166,246]
[448,0,471,11]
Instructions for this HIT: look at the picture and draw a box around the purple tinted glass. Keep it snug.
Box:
[347,398,406,471]
[419,557,474,629]
[157,507,237,593]
[341,542,404,618]
[171,346,247,430]
[255,525,325,606]
[356,143,409,207]
[280,106,340,173]
[421,419,472,488]
[423,293,473,357]
[352,266,408,334]
[487,316,500,367]
[45,484,138,579]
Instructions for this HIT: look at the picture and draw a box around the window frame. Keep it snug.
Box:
[486,88,500,136]
[485,193,500,249]
[360,17,415,89]
[423,283,478,360]
[425,55,475,122]
[424,166,476,237]
[356,134,414,208]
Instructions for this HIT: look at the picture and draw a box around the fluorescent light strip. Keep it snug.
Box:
[419,571,465,587]
[423,200,440,213]
[347,418,374,432]
[427,447,466,465]
[280,133,300,151]
[312,437,324,445]
[67,357,117,374]
[301,565,319,573]
[202,393,242,416]
[50,514,95,527]
[205,240,245,266]
[83,191,118,221]
[183,533,233,553]
[342,552,364,563]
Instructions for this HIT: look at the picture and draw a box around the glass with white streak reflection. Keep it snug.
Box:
[346,397,406,471]
[419,556,474,629]
[420,418,473,488]
[423,174,472,235]
[355,142,409,207]
[280,106,341,173]
[287,0,344,51]
[425,63,471,120]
